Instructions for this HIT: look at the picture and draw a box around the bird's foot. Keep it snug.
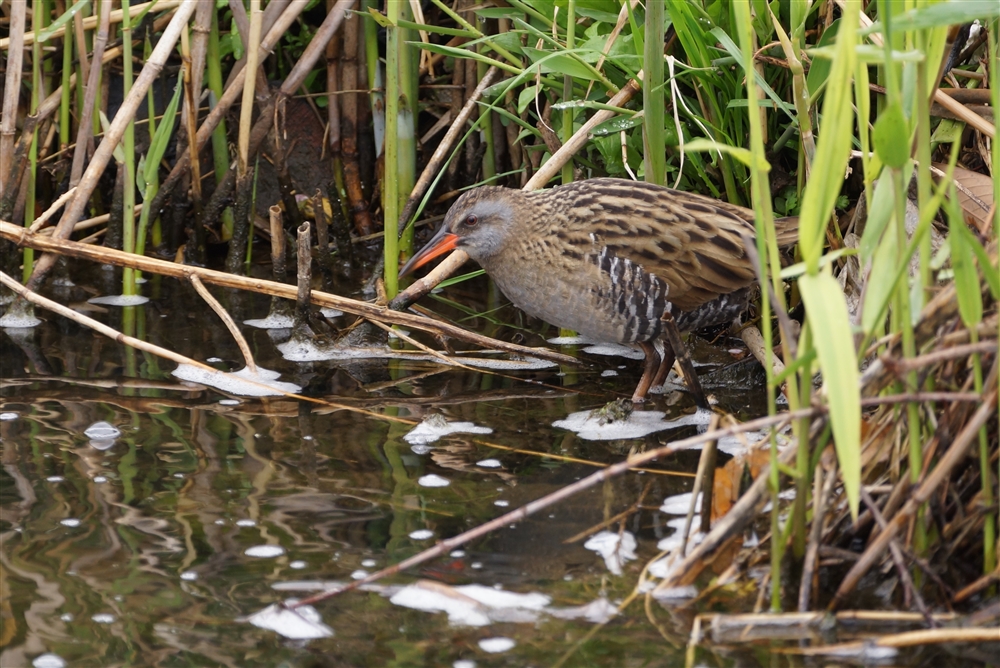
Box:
[590,398,634,425]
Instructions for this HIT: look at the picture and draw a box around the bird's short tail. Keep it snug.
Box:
[774,216,799,248]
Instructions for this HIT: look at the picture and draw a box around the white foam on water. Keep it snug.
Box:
[478,637,515,653]
[87,294,149,306]
[656,528,705,553]
[714,430,767,456]
[581,343,645,360]
[553,410,672,441]
[547,335,591,345]
[547,596,618,624]
[418,474,450,488]
[276,338,388,362]
[453,355,556,370]
[583,531,637,575]
[404,415,492,445]
[247,603,334,639]
[32,653,66,668]
[245,545,285,558]
[651,585,699,601]
[172,364,301,397]
[659,492,703,515]
[390,581,549,627]
[244,313,295,329]
[84,421,120,440]
[0,312,42,328]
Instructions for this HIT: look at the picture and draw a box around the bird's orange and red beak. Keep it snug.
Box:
[398,227,460,277]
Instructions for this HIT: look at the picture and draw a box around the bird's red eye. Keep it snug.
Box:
[465,214,478,227]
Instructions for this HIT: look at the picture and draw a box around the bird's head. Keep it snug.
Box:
[399,186,518,276]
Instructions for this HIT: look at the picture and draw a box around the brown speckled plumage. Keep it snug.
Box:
[402,178,798,402]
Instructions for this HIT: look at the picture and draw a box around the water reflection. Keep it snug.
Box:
[0,272,842,666]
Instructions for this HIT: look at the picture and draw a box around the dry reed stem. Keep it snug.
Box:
[0,220,579,367]
[0,0,184,49]
[831,363,998,609]
[0,0,26,200]
[777,627,1000,655]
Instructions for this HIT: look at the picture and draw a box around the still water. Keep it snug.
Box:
[0,266,974,667]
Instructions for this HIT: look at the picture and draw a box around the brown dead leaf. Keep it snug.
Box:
[933,163,994,235]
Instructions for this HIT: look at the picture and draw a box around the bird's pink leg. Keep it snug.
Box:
[632,341,660,403]
[651,342,676,389]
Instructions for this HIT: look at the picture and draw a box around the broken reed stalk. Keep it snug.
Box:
[260,204,293,323]
[311,190,334,282]
[660,310,707,407]
[295,221,312,329]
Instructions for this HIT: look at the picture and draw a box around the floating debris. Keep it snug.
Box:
[553,410,673,440]
[172,364,301,396]
[404,415,492,445]
[246,603,334,639]
[584,531,637,575]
